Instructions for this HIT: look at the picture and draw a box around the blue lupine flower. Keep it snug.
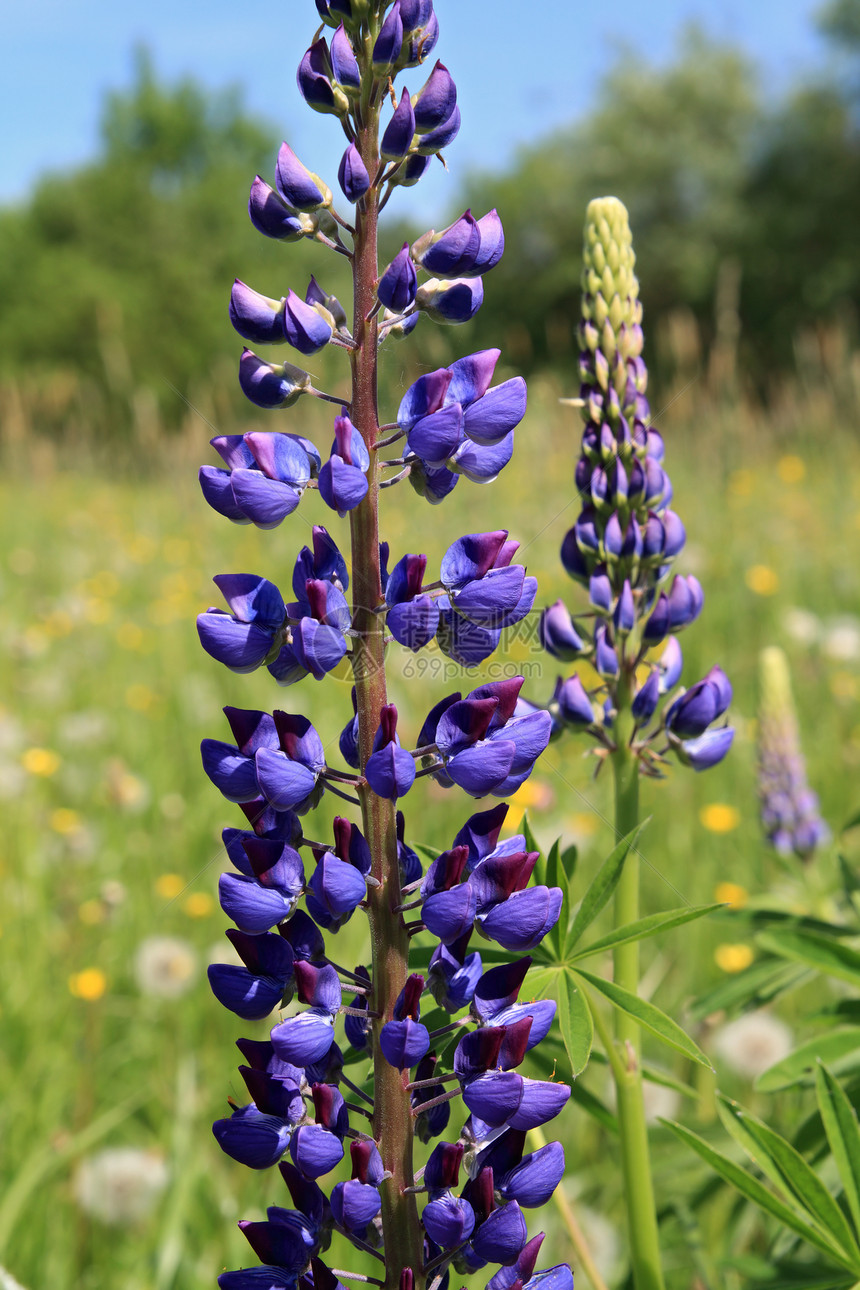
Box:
[365,705,416,800]
[384,552,440,649]
[758,646,829,858]
[270,962,341,1065]
[423,1192,476,1248]
[254,711,327,814]
[412,1052,451,1142]
[305,851,366,930]
[415,276,482,324]
[218,838,305,933]
[200,429,318,528]
[318,412,370,515]
[282,289,334,355]
[208,928,295,1020]
[427,940,483,1012]
[197,574,286,674]
[380,974,430,1069]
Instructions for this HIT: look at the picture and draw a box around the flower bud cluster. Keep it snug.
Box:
[194,5,572,1288]
[757,646,829,859]
[538,197,734,775]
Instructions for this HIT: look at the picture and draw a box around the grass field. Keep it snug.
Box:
[2,372,859,1289]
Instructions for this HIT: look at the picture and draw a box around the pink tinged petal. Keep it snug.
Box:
[445,348,500,407]
[473,209,505,272]
[397,367,453,431]
[244,433,311,487]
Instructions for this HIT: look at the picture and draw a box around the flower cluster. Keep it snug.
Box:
[757,646,828,859]
[194,5,572,1290]
[538,197,733,775]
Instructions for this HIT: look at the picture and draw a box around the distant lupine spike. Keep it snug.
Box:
[199,6,570,1290]
[758,646,829,859]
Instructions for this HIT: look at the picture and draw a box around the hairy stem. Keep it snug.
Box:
[610,670,666,1290]
[348,96,423,1290]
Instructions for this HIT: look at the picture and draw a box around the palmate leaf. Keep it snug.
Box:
[816,1063,860,1237]
[568,902,722,961]
[718,1095,860,1265]
[757,929,860,989]
[573,967,712,1067]
[556,971,593,1076]
[664,1120,860,1271]
[566,822,648,952]
[755,1029,860,1093]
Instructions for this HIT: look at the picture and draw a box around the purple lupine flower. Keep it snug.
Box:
[380,973,430,1069]
[197,574,286,674]
[365,704,416,800]
[318,411,370,515]
[208,929,295,1020]
[205,11,573,1290]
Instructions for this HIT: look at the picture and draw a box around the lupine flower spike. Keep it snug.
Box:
[758,646,828,859]
[195,6,570,1290]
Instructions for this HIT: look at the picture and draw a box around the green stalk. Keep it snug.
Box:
[347,78,423,1290]
[610,674,666,1290]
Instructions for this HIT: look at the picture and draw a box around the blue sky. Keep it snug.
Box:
[2,0,826,220]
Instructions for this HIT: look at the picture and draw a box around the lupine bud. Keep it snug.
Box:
[275,142,332,210]
[337,143,370,203]
[230,281,287,345]
[416,277,483,324]
[249,176,314,241]
[297,39,350,116]
[381,87,416,160]
[378,243,418,313]
[238,351,313,410]
[413,60,457,132]
[282,290,334,355]
[372,1,404,72]
[330,23,360,91]
[539,601,585,661]
[414,106,460,154]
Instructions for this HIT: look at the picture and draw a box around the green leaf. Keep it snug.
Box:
[718,1095,860,1264]
[572,967,712,1067]
[521,813,540,863]
[757,930,860,989]
[691,957,812,1020]
[557,972,593,1077]
[816,1063,860,1237]
[756,1029,860,1093]
[841,810,860,834]
[567,822,648,952]
[545,838,565,958]
[663,1119,858,1269]
[570,902,722,961]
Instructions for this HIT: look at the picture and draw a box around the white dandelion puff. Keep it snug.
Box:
[133,936,198,998]
[73,1147,168,1224]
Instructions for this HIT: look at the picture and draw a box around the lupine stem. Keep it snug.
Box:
[347,82,423,1290]
[610,671,665,1290]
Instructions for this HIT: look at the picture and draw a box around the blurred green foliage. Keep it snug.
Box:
[2,17,860,435]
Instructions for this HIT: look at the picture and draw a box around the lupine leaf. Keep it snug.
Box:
[557,972,593,1077]
[718,1095,860,1264]
[545,838,565,959]
[816,1063,860,1237]
[569,902,722,961]
[572,967,712,1067]
[566,823,647,952]
[690,957,811,1020]
[756,1029,860,1093]
[757,930,860,989]
[663,1120,858,1268]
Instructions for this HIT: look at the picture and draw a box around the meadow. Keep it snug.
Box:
[2,345,859,1290]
